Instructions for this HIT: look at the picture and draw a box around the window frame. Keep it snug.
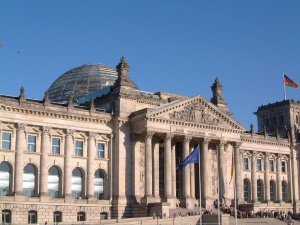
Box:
[269,159,275,172]
[243,157,249,170]
[97,143,105,158]
[257,158,262,171]
[2,132,12,150]
[281,161,286,173]
[52,137,61,154]
[75,140,83,156]
[27,135,37,152]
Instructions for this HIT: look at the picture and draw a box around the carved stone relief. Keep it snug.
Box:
[169,102,222,125]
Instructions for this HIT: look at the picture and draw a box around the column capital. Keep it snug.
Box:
[65,129,75,137]
[17,123,26,131]
[219,139,227,147]
[234,141,242,149]
[165,133,174,140]
[143,131,155,139]
[183,135,192,143]
[203,138,211,145]
[42,126,51,135]
[88,131,96,139]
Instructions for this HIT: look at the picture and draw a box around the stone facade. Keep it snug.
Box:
[0,56,299,224]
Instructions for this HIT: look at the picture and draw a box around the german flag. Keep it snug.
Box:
[284,75,298,89]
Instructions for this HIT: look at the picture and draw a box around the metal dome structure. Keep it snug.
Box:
[47,63,139,103]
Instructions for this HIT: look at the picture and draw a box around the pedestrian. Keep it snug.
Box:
[286,211,293,225]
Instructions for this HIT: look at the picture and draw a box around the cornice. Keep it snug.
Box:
[0,103,111,125]
[241,137,289,147]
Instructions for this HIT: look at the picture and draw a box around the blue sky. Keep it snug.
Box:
[1,1,300,129]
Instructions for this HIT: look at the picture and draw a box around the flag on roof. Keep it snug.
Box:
[284,75,298,89]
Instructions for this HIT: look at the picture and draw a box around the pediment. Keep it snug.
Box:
[146,95,247,131]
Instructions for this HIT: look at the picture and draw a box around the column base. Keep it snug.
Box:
[141,195,155,204]
[180,197,193,210]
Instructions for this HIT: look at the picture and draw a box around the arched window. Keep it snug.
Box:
[94,169,105,199]
[72,168,83,199]
[0,162,11,196]
[257,179,264,202]
[270,180,276,202]
[243,179,250,202]
[2,209,11,223]
[282,181,288,202]
[23,165,36,197]
[48,166,60,198]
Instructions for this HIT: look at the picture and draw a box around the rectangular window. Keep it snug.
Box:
[243,158,249,170]
[257,159,262,171]
[282,161,286,172]
[28,136,36,152]
[97,143,105,158]
[52,138,60,154]
[75,140,83,156]
[269,160,274,172]
[2,133,11,150]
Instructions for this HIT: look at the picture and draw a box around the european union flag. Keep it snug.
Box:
[176,145,199,170]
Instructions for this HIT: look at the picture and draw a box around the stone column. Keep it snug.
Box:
[87,132,96,199]
[14,123,26,195]
[234,142,243,204]
[171,142,177,198]
[153,141,160,198]
[276,154,282,202]
[40,126,51,197]
[164,133,174,199]
[251,151,258,202]
[264,154,270,202]
[144,131,155,198]
[202,138,210,207]
[218,140,226,202]
[190,146,195,198]
[183,135,192,198]
[64,129,74,198]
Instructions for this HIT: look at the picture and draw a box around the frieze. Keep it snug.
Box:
[171,127,221,137]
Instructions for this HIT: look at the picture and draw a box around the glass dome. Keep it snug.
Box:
[47,63,138,103]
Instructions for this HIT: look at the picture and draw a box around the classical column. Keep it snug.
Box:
[218,140,226,202]
[164,133,174,199]
[234,142,243,204]
[14,123,26,195]
[251,151,258,202]
[87,132,96,199]
[171,142,177,198]
[40,126,51,197]
[153,141,160,198]
[64,129,74,198]
[202,138,210,206]
[264,154,270,202]
[183,135,192,198]
[144,131,154,197]
[276,154,282,202]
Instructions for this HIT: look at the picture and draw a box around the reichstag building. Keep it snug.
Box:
[0,56,299,224]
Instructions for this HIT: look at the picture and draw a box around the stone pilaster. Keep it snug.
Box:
[276,154,282,202]
[64,129,74,198]
[183,135,192,199]
[290,146,300,212]
[251,151,258,202]
[14,123,26,195]
[40,126,51,197]
[164,133,173,200]
[87,132,96,199]
[153,140,160,198]
[264,153,270,202]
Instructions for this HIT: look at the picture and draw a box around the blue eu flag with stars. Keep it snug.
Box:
[176,145,199,170]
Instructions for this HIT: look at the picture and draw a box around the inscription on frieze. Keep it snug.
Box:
[169,102,222,125]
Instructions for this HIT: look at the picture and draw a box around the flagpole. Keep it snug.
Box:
[283,72,286,100]
[198,144,202,225]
